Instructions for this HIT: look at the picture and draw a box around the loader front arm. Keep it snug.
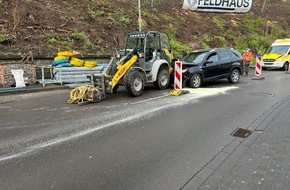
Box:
[111,55,138,88]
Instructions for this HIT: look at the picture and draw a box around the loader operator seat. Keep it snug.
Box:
[145,48,153,62]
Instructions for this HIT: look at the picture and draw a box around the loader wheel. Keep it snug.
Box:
[125,70,145,97]
[112,84,119,93]
[154,67,169,90]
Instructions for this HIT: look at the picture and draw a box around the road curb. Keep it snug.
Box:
[0,84,70,96]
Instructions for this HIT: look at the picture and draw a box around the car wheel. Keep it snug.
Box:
[154,67,170,90]
[283,62,289,71]
[262,67,267,71]
[228,68,240,84]
[125,70,145,97]
[189,74,202,88]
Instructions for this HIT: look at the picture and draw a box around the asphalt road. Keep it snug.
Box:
[1,69,290,190]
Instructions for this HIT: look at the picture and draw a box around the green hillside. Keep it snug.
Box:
[0,0,289,58]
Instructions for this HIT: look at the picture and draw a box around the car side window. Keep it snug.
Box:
[218,51,231,62]
[230,50,242,59]
[206,53,218,63]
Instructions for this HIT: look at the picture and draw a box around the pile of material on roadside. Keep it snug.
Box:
[52,50,97,68]
[50,50,108,85]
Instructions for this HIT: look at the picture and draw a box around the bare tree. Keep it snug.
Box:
[261,0,268,13]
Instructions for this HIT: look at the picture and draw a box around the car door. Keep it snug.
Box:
[217,50,232,76]
[202,52,220,80]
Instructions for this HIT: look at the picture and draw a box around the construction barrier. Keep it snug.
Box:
[174,60,182,90]
[170,60,189,96]
[252,55,265,80]
[255,55,262,77]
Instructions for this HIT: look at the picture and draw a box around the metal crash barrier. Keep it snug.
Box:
[38,64,108,87]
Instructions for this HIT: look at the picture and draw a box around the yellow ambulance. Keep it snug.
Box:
[262,39,290,71]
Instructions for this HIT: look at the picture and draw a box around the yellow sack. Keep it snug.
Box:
[70,57,85,67]
[84,61,97,68]
[54,56,69,61]
[57,51,74,57]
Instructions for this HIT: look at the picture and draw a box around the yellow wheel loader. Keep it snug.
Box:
[68,31,174,104]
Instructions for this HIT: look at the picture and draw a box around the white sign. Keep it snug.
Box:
[183,0,252,13]
[11,69,26,88]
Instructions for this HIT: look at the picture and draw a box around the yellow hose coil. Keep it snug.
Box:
[67,85,100,104]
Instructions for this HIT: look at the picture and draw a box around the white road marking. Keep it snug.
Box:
[131,94,171,104]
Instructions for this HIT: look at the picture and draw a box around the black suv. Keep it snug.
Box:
[182,48,242,88]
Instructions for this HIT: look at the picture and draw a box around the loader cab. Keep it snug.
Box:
[124,31,173,68]
[112,31,173,97]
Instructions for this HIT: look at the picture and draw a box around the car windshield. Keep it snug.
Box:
[183,52,207,63]
[265,45,290,54]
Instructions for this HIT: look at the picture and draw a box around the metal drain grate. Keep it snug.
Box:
[249,92,274,97]
[231,128,252,138]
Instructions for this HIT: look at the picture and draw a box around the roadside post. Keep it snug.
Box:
[170,60,189,96]
[252,54,265,80]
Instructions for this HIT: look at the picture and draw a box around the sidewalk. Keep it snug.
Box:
[184,96,290,190]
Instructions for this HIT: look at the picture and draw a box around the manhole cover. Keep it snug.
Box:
[231,128,252,138]
[249,92,274,97]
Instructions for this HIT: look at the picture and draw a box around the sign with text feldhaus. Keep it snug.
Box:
[182,0,252,13]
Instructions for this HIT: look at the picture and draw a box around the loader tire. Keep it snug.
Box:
[125,70,145,97]
[112,84,119,93]
[154,67,169,90]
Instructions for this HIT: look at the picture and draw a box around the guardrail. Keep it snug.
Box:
[38,64,108,87]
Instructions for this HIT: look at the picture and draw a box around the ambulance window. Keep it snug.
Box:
[268,45,289,54]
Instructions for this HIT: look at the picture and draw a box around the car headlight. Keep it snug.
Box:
[182,69,188,73]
